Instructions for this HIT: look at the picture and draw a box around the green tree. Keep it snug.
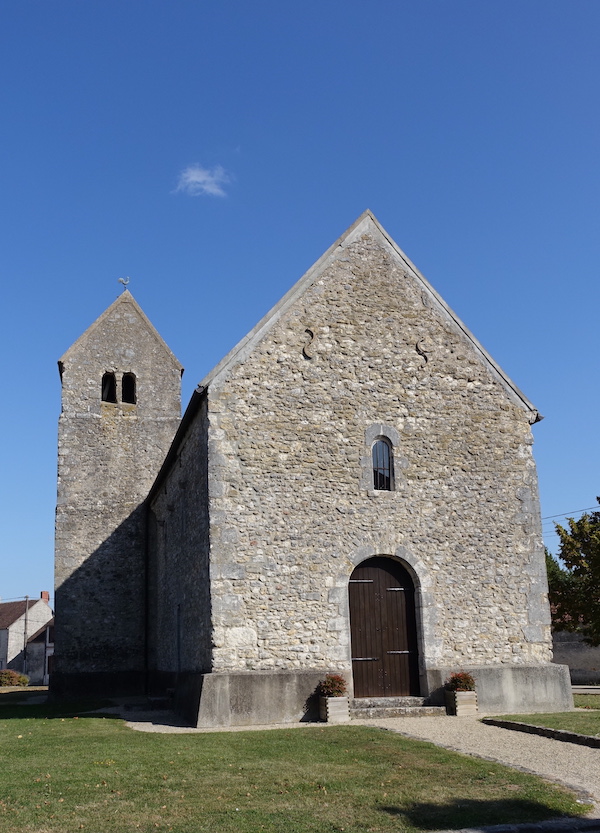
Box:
[545,549,580,631]
[548,499,600,646]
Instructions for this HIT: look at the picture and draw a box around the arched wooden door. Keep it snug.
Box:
[349,557,419,697]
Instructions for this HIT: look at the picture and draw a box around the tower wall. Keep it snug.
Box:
[53,292,182,694]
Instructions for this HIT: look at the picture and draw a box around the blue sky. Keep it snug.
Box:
[1,1,599,605]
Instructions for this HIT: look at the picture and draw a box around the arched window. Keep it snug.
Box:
[372,438,394,491]
[101,372,117,403]
[122,373,136,404]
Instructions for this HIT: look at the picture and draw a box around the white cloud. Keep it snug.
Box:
[174,163,231,197]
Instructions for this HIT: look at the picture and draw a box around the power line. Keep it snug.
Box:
[541,505,599,521]
[540,506,600,540]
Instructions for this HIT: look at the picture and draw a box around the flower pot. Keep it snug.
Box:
[445,690,477,716]
[319,695,350,723]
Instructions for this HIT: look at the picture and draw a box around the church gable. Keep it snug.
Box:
[60,290,182,370]
[204,212,539,424]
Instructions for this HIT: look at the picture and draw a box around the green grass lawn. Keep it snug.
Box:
[0,698,590,833]
[498,695,600,738]
[574,694,600,710]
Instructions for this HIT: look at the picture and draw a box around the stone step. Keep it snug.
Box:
[352,696,428,709]
[350,696,446,719]
[351,705,446,719]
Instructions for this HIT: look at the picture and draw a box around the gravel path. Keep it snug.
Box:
[352,715,600,816]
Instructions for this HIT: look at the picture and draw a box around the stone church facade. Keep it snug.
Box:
[53,211,572,725]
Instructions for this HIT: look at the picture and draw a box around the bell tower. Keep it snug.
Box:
[53,290,183,694]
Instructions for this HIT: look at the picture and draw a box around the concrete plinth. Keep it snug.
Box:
[176,670,329,728]
[426,664,573,713]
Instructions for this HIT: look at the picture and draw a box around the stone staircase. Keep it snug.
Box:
[350,696,446,719]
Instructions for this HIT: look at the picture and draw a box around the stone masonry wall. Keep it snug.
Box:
[54,293,181,679]
[205,224,551,678]
[148,395,212,677]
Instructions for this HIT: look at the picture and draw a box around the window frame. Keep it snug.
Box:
[372,437,394,491]
[361,423,402,493]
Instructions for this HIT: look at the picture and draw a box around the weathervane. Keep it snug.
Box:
[118,276,130,291]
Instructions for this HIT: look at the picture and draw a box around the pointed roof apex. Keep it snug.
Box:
[59,289,183,372]
[200,210,541,422]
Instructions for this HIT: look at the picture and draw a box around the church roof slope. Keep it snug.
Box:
[200,210,540,422]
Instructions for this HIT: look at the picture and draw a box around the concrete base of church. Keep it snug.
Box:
[425,663,573,713]
[176,670,331,728]
[49,663,572,721]
[173,663,573,727]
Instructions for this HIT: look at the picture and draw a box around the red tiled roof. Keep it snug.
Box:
[0,600,36,630]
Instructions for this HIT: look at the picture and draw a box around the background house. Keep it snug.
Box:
[0,593,53,679]
[26,618,54,685]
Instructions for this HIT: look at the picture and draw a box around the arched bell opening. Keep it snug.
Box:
[101,372,117,403]
[122,372,137,404]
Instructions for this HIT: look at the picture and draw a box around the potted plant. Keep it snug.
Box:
[317,674,349,723]
[444,671,477,716]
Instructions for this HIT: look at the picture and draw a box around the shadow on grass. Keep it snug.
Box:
[0,692,118,720]
[382,798,584,830]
